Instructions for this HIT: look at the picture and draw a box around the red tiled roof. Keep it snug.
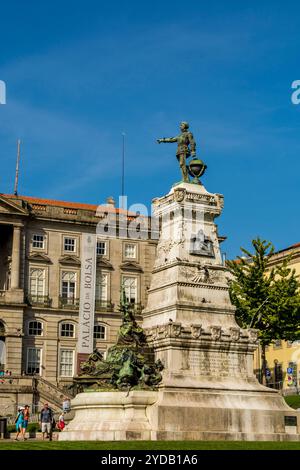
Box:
[2,194,136,216]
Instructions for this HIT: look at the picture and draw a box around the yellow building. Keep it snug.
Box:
[253,242,300,393]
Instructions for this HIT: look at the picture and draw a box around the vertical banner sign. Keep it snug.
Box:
[77,233,97,373]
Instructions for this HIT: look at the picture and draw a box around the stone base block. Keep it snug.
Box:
[59,391,157,441]
[60,387,300,441]
[147,388,300,441]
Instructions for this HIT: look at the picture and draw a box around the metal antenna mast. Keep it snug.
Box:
[121,132,126,209]
[14,139,21,196]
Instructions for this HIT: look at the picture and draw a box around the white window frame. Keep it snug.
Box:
[63,237,76,253]
[32,234,45,250]
[122,275,138,304]
[96,272,109,302]
[124,243,137,259]
[29,268,46,297]
[96,240,107,256]
[59,349,74,377]
[61,271,77,299]
[26,347,42,375]
[28,320,43,336]
[60,322,75,338]
[94,324,107,340]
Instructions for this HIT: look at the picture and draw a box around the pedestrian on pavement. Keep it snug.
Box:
[22,405,30,440]
[40,403,53,441]
[15,407,25,441]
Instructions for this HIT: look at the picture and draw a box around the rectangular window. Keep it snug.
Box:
[61,272,76,299]
[27,348,41,375]
[32,234,44,249]
[94,325,106,340]
[96,273,108,301]
[124,243,136,259]
[60,323,75,338]
[29,268,45,297]
[96,241,107,256]
[273,340,282,350]
[28,321,43,336]
[123,276,137,304]
[64,237,76,252]
[59,350,74,377]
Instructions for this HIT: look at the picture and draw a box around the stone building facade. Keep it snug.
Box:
[0,193,157,400]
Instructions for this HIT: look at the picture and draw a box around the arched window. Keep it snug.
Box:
[28,321,43,336]
[94,324,106,340]
[60,322,75,338]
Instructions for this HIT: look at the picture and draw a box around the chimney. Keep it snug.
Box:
[106,196,115,208]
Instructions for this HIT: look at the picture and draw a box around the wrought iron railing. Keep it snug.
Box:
[128,302,143,314]
[59,296,80,309]
[27,295,52,307]
[95,300,114,311]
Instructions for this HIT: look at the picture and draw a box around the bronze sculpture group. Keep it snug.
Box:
[75,289,163,392]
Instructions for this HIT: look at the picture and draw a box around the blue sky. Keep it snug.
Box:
[0,0,300,258]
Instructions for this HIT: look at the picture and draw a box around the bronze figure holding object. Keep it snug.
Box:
[157,121,196,183]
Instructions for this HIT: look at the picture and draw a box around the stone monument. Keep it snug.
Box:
[61,122,300,441]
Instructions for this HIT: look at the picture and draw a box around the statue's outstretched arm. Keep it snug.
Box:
[157,136,178,144]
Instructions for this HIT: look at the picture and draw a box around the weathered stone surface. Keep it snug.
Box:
[59,391,157,441]
[142,182,300,440]
[62,182,300,441]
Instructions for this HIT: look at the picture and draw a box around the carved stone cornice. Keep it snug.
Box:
[96,258,114,270]
[177,281,228,291]
[59,255,81,266]
[27,253,52,264]
[0,195,30,216]
[120,261,143,273]
[145,322,257,347]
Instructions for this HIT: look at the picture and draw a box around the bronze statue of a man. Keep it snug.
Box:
[157,121,196,182]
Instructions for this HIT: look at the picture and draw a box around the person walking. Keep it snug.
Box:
[40,403,53,441]
[22,405,30,440]
[15,407,25,441]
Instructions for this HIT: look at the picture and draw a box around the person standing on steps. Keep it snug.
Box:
[62,396,71,413]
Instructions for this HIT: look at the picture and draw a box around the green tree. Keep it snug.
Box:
[227,238,300,384]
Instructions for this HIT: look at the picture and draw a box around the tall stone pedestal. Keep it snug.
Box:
[141,182,300,440]
[62,182,300,441]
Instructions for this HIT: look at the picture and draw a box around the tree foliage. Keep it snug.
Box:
[227,238,300,346]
